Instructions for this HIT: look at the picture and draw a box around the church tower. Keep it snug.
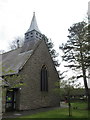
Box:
[25,12,43,42]
[21,12,43,53]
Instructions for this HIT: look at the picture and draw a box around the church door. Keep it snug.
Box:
[6,88,18,111]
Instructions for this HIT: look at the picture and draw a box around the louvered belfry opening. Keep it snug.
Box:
[41,65,48,91]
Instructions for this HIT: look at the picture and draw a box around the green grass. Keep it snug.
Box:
[2,102,90,119]
[71,101,87,109]
[21,108,88,118]
[21,102,89,118]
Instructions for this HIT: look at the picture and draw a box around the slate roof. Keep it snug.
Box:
[0,13,43,76]
[0,40,42,76]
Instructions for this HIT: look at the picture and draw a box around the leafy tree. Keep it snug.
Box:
[60,21,90,110]
[3,74,26,89]
[1,67,26,89]
[62,76,81,116]
[55,73,81,117]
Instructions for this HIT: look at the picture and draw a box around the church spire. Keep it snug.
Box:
[27,12,41,33]
[21,12,43,53]
[24,12,43,43]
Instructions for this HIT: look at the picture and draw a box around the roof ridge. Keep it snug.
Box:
[2,47,21,55]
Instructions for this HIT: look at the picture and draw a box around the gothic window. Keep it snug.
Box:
[41,65,48,91]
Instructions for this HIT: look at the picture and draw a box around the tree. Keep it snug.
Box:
[59,21,90,110]
[9,37,24,50]
[55,74,81,117]
[43,35,60,67]
[3,74,26,88]
[61,76,81,117]
[1,67,26,89]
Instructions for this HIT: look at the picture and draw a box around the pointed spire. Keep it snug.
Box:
[27,12,41,33]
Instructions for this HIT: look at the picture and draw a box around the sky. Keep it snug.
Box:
[0,0,89,86]
[0,0,89,51]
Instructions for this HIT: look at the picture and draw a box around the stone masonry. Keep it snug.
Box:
[18,40,60,110]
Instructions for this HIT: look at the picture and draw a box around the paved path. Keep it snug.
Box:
[2,107,60,118]
[2,103,68,119]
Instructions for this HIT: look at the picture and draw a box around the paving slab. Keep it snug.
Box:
[2,107,60,118]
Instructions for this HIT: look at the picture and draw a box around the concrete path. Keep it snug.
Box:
[2,107,60,119]
[2,103,68,119]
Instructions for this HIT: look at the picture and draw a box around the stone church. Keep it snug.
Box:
[1,13,60,112]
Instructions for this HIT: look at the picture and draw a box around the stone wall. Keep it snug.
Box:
[0,55,2,119]
[0,86,2,120]
[2,40,60,112]
[19,40,60,110]
[2,88,6,113]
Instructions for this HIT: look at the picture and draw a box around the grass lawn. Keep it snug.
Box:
[71,101,87,109]
[21,108,89,118]
[21,102,89,118]
[2,102,90,119]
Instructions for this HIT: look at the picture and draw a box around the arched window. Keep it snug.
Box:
[41,65,48,91]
